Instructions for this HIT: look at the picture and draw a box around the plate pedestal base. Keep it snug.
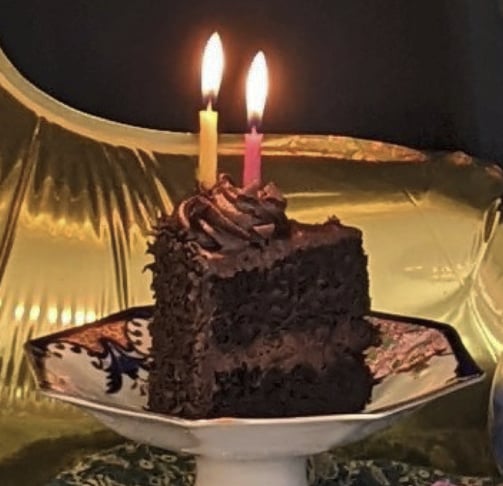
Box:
[195,456,308,486]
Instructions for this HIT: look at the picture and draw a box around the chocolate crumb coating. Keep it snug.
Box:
[147,175,378,419]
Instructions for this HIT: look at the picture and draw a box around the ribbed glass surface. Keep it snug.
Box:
[0,46,502,480]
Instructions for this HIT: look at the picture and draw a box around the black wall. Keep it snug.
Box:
[1,0,502,164]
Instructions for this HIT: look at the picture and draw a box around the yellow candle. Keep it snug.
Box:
[198,32,224,189]
[199,106,218,188]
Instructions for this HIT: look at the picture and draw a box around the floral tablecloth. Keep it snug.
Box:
[47,442,501,486]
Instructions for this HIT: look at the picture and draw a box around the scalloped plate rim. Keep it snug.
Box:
[27,307,485,426]
[40,371,484,428]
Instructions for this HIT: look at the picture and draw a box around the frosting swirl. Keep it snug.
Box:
[177,175,289,253]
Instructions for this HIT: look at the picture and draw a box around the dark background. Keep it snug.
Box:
[1,0,503,164]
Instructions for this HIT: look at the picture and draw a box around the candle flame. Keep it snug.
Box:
[246,51,268,127]
[201,32,224,107]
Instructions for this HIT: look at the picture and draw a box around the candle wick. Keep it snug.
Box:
[207,99,213,111]
[251,125,257,135]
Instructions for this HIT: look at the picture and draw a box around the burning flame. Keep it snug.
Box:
[201,32,224,107]
[246,51,268,126]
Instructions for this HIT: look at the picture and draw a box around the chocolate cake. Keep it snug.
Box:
[147,175,378,419]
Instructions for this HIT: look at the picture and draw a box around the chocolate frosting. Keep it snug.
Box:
[177,175,289,253]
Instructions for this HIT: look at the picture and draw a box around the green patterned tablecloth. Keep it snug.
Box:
[46,442,502,486]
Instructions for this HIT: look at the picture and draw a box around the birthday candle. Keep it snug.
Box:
[243,51,268,186]
[198,32,224,189]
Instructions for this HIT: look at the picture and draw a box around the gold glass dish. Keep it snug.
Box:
[0,45,502,482]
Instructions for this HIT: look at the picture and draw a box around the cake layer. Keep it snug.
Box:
[204,221,365,278]
[150,354,372,419]
[211,360,372,418]
[149,313,377,418]
[211,235,370,349]
[210,357,372,418]
[208,318,376,375]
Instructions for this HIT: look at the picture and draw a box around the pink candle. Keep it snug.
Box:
[243,127,263,185]
[243,51,268,186]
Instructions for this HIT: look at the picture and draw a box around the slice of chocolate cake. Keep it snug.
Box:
[148,175,378,419]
